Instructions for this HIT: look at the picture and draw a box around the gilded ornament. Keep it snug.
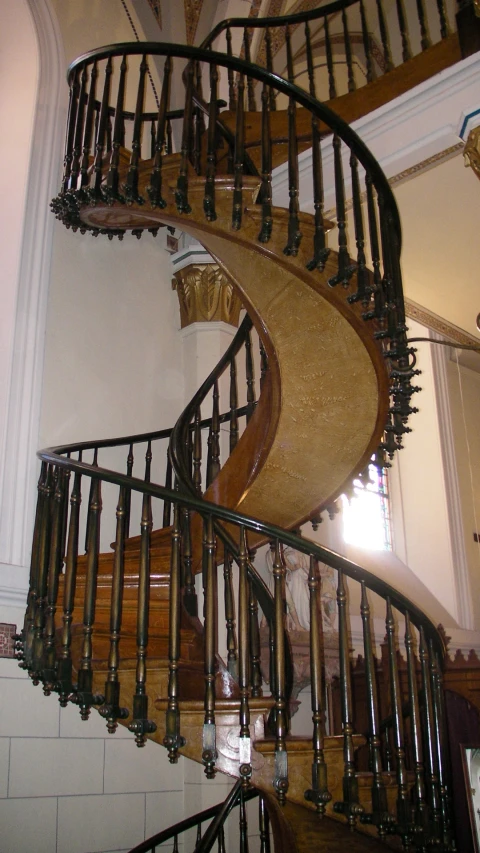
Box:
[464,126,480,181]
[172,264,243,328]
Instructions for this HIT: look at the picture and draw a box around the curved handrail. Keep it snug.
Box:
[36,443,445,658]
[65,41,401,246]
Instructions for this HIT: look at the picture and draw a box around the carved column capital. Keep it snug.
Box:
[464,126,480,181]
[172,264,243,328]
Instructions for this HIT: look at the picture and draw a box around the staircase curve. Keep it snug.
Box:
[17,24,457,853]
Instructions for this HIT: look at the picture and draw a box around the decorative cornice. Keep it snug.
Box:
[184,0,204,45]
[404,299,480,346]
[172,264,243,328]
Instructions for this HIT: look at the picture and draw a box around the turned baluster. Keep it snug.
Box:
[226,27,237,110]
[245,329,256,423]
[166,117,173,155]
[229,356,239,453]
[21,463,48,671]
[232,74,245,230]
[272,540,288,804]
[30,465,54,684]
[259,795,271,853]
[436,0,449,40]
[124,443,133,538]
[324,16,337,100]
[202,516,218,778]
[265,29,276,111]
[348,154,369,306]
[396,0,412,63]
[283,26,302,257]
[223,549,238,678]
[42,468,68,694]
[333,571,363,827]
[128,449,157,745]
[305,556,331,816]
[163,456,173,527]
[328,135,356,288]
[243,28,257,112]
[69,64,88,190]
[238,528,252,785]
[147,55,171,209]
[376,1,393,72]
[429,640,452,845]
[57,466,82,706]
[260,341,268,391]
[385,600,412,841]
[80,62,98,189]
[360,0,376,83]
[92,57,112,196]
[204,63,219,221]
[124,54,148,202]
[415,0,431,51]
[62,68,80,193]
[193,61,205,176]
[182,507,197,616]
[305,21,329,272]
[258,81,273,244]
[176,60,194,214]
[342,7,356,92]
[239,786,249,852]
[249,579,262,699]
[419,627,442,841]
[74,474,105,719]
[163,501,186,762]
[99,484,130,733]
[193,407,203,495]
[206,380,220,487]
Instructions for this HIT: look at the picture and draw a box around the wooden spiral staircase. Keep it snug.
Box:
[16,2,468,850]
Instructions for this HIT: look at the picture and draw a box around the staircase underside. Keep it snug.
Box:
[80,161,388,532]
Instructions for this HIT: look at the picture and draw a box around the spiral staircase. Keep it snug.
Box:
[16,1,469,850]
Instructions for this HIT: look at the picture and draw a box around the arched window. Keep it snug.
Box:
[341,463,391,551]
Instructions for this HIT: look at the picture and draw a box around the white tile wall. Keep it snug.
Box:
[57,793,146,853]
[104,740,183,794]
[0,676,60,738]
[0,796,58,853]
[9,737,105,798]
[0,737,10,797]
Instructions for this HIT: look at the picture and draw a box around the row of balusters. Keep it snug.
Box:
[58,46,417,442]
[215,0,451,109]
[17,446,453,848]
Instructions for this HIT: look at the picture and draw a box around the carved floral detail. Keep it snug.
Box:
[172,264,242,327]
[464,126,480,181]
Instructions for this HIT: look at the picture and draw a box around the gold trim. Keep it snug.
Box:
[172,263,243,328]
[405,299,480,346]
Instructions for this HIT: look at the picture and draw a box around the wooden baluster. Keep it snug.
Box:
[259,795,271,853]
[265,29,276,111]
[176,60,194,213]
[305,556,331,816]
[324,16,337,100]
[182,507,197,617]
[166,117,173,155]
[202,516,218,778]
[396,0,412,63]
[359,582,391,838]
[195,824,202,848]
[243,28,257,112]
[239,787,249,852]
[163,456,172,527]
[84,451,98,553]
[284,26,302,257]
[415,0,431,51]
[74,474,105,719]
[226,27,237,110]
[99,484,130,733]
[123,443,133,539]
[173,834,179,853]
[92,57,112,196]
[429,640,452,845]
[224,549,238,678]
[31,465,54,684]
[207,380,221,487]
[148,55,171,209]
[128,458,157,745]
[42,468,67,694]
[348,154,369,306]
[436,0,448,40]
[204,63,219,221]
[342,8,356,92]
[60,464,71,574]
[328,135,356,288]
[258,81,273,244]
[124,54,148,203]
[150,119,155,159]
[333,570,363,827]
[70,64,88,190]
[238,528,252,785]
[105,55,127,201]
[360,0,376,83]
[249,579,262,699]
[193,407,203,494]
[229,356,239,453]
[62,69,80,193]
[362,174,385,326]
[163,502,186,762]
[419,627,442,841]
[305,21,329,273]
[376,1,393,72]
[57,467,82,706]
[80,62,98,189]
[21,463,48,672]
[272,540,288,804]
[193,61,205,176]
[232,74,245,230]
[260,341,268,391]
[385,600,411,842]
[245,329,256,423]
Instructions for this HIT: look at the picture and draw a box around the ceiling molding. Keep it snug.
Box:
[405,299,480,346]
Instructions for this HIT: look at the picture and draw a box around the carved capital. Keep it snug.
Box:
[464,126,480,180]
[172,264,242,328]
